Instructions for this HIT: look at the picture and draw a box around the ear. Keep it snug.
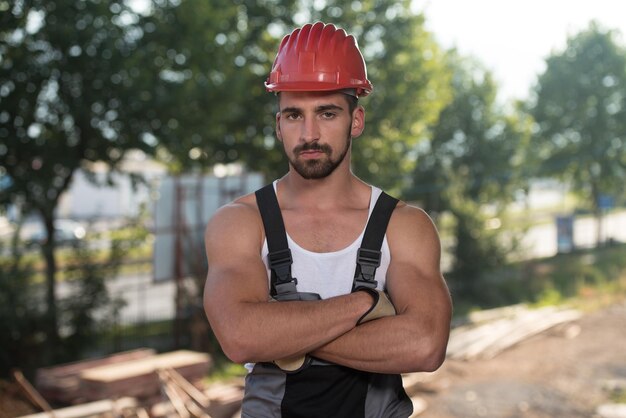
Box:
[275,111,283,142]
[350,106,365,138]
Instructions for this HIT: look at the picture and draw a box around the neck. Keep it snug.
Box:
[278,169,368,210]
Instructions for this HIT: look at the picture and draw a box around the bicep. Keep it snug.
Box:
[203,204,269,323]
[385,207,451,318]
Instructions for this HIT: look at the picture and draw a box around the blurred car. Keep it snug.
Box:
[22,219,87,247]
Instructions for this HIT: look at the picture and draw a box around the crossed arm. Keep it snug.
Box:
[203,199,451,374]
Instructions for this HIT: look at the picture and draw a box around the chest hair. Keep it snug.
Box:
[282,208,369,253]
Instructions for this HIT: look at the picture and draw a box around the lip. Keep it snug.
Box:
[299,150,326,158]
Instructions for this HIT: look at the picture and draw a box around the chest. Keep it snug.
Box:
[282,208,369,253]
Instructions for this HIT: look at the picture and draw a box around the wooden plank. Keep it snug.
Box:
[12,369,53,413]
[155,369,215,418]
[35,348,156,404]
[481,309,582,359]
[17,397,138,418]
[79,350,211,401]
[165,368,210,408]
[204,384,244,418]
[161,378,190,418]
[81,351,210,382]
[446,306,582,360]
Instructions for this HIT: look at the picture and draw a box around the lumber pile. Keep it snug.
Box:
[36,348,156,404]
[17,397,142,418]
[155,368,212,418]
[35,349,212,405]
[22,349,238,418]
[150,370,243,418]
[80,350,212,401]
[446,305,582,360]
[202,382,244,418]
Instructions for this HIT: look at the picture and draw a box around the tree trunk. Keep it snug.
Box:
[595,207,604,247]
[590,182,603,247]
[40,211,60,354]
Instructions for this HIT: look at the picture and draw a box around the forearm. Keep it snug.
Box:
[311,314,448,374]
[206,291,372,364]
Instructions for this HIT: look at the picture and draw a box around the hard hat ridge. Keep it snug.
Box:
[265,22,373,97]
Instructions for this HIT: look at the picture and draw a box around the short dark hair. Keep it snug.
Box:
[345,94,359,114]
[276,92,359,114]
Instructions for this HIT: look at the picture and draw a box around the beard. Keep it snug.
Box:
[288,135,351,179]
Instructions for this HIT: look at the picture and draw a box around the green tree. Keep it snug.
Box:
[410,53,529,211]
[407,52,531,303]
[136,0,297,177]
[0,0,156,352]
[530,22,626,244]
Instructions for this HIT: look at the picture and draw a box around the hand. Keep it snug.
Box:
[274,354,311,373]
[355,288,396,325]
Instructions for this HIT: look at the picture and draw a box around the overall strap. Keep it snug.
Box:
[352,191,399,291]
[255,184,299,299]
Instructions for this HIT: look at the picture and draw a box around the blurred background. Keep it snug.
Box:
[1,0,625,417]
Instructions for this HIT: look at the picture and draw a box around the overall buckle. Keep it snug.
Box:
[353,248,380,290]
[268,249,299,298]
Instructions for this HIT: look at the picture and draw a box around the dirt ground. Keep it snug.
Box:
[407,300,626,418]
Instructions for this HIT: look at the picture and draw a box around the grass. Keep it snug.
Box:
[0,229,154,283]
[451,242,626,317]
[532,243,626,310]
[205,361,247,384]
[609,389,626,404]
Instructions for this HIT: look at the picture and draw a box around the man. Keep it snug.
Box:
[204,22,452,417]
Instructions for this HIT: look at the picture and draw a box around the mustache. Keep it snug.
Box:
[294,142,332,155]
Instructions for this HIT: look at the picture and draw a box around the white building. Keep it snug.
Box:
[57,150,167,220]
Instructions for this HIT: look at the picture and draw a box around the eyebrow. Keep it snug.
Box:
[280,104,345,114]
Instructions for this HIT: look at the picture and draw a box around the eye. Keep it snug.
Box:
[321,112,336,119]
[285,112,302,121]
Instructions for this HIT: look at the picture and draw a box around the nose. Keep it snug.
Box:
[300,116,320,143]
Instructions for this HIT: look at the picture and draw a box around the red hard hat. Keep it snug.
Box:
[265,22,373,97]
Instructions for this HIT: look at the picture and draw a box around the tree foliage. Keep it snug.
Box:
[409,52,530,211]
[406,52,531,302]
[530,22,626,239]
[1,0,156,352]
[134,0,298,177]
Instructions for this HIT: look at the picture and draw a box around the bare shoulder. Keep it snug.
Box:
[204,192,264,258]
[206,192,259,234]
[386,201,441,264]
[388,201,439,240]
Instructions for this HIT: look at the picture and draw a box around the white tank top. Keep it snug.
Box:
[261,182,391,299]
